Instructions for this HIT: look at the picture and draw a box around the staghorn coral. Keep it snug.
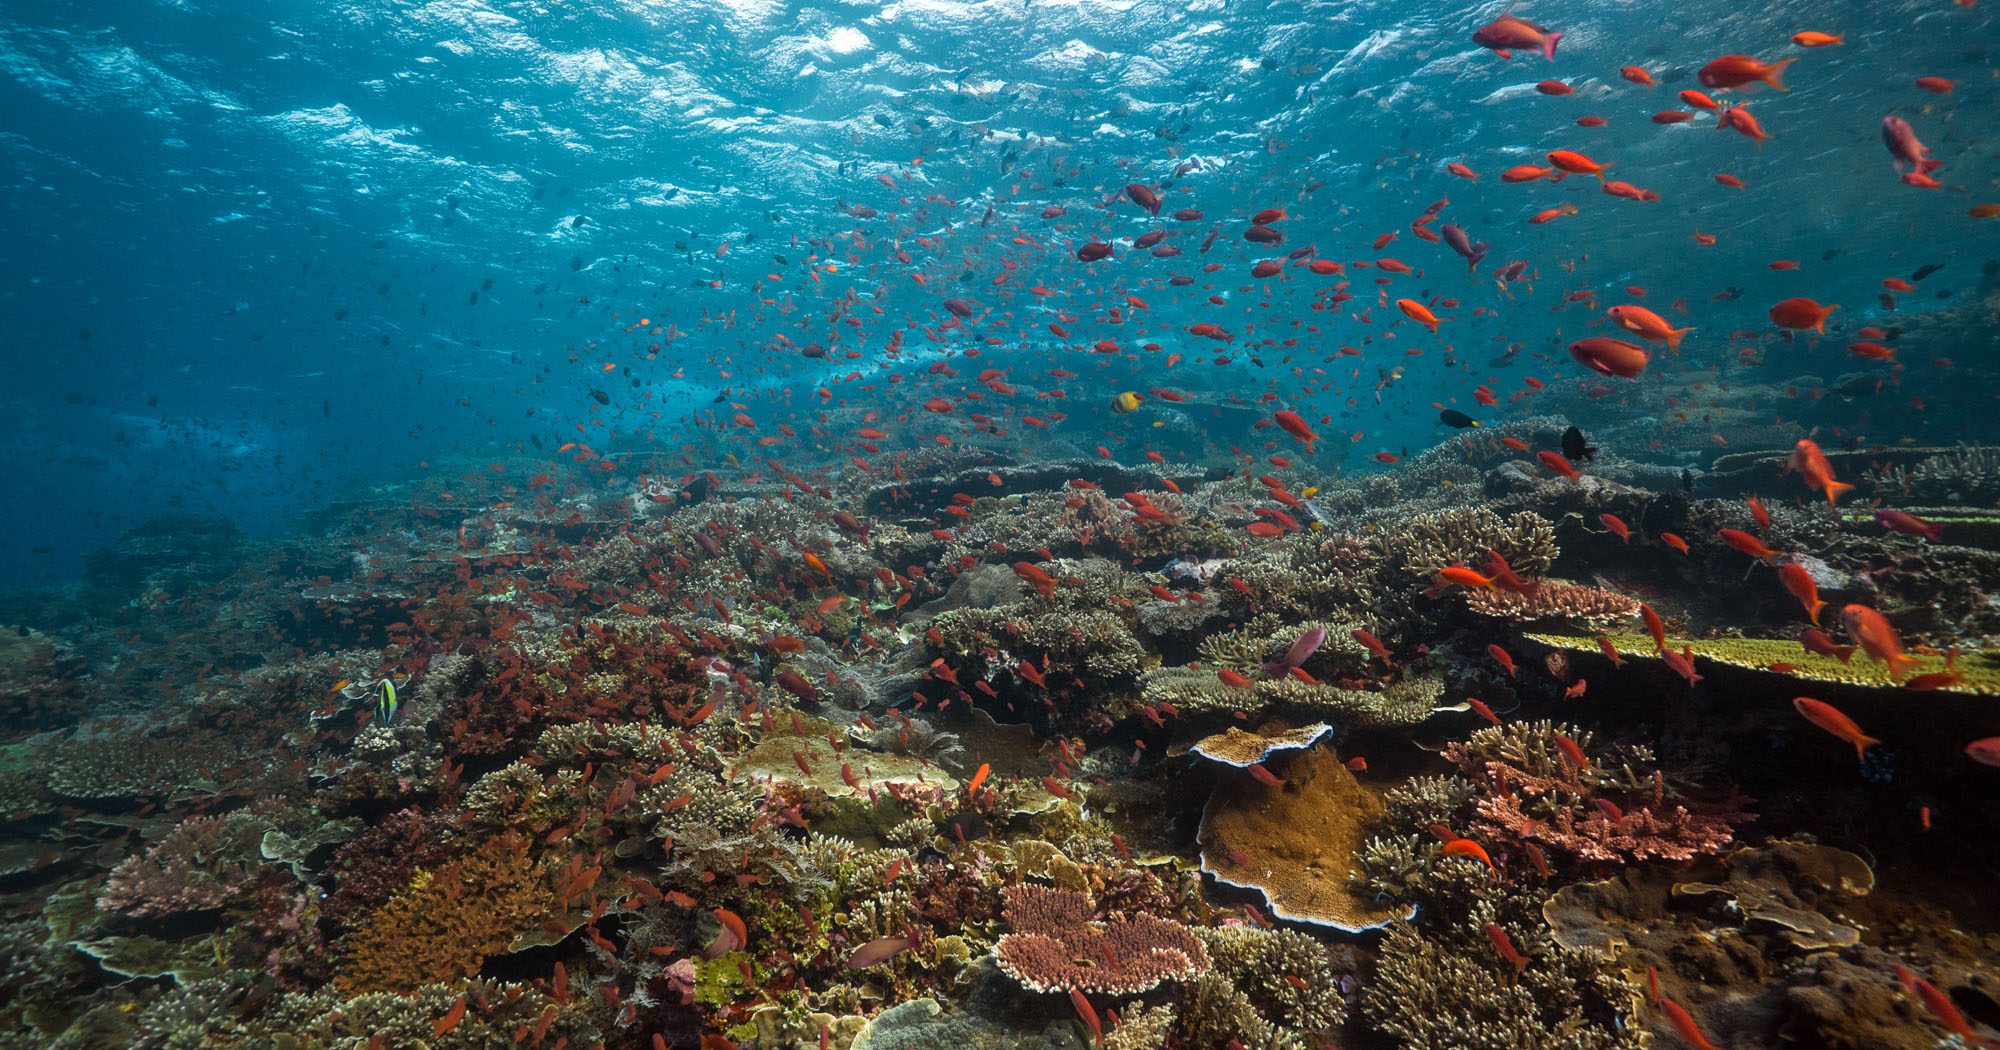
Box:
[333,831,552,996]
[1462,580,1640,626]
[1363,921,1643,1050]
[1174,924,1347,1049]
[991,883,1210,995]
[1377,506,1559,579]
[1380,774,1479,832]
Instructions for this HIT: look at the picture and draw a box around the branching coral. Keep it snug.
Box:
[333,831,553,995]
[1462,580,1639,626]
[991,884,1210,995]
[1363,921,1643,1050]
[1174,924,1348,1049]
[1445,721,1750,867]
[98,812,276,918]
[1377,507,1559,579]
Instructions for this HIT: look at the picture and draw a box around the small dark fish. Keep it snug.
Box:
[1561,426,1597,462]
[1439,409,1481,429]
[589,389,610,405]
[1912,263,1944,281]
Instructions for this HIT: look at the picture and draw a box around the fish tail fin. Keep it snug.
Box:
[1925,523,1945,541]
[1541,31,1562,61]
[1666,326,1694,352]
[1765,57,1797,90]
[1836,644,1856,664]
[1888,652,1918,682]
[1853,736,1878,762]
[1824,480,1854,507]
[1807,599,1824,627]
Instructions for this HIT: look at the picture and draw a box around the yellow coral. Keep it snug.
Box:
[334,832,552,996]
[1526,632,2000,696]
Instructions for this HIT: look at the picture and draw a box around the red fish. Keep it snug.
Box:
[1441,837,1495,871]
[1777,563,1824,625]
[1768,297,1838,333]
[1874,509,1943,541]
[1881,116,1943,175]
[1718,528,1778,564]
[1840,604,1916,681]
[1537,450,1579,480]
[1661,998,1727,1050]
[1698,54,1796,91]
[1786,439,1854,507]
[1792,697,1880,760]
[1568,337,1649,378]
[1485,923,1532,970]
[1547,149,1612,180]
[1273,410,1318,452]
[1488,644,1517,678]
[1801,627,1856,663]
[1600,513,1631,542]
[1471,13,1563,60]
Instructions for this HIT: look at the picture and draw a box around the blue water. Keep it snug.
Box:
[3,0,1995,588]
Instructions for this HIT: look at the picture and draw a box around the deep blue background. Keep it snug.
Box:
[2,0,1994,587]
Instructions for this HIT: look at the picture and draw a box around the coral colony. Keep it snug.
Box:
[3,411,1998,1049]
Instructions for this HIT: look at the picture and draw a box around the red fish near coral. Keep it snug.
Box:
[1272,410,1318,452]
[1777,562,1825,625]
[1786,439,1854,507]
[1840,604,1917,681]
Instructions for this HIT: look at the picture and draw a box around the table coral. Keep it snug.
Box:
[1199,745,1414,933]
[991,883,1210,995]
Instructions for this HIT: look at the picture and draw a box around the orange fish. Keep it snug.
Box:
[1786,439,1854,507]
[1768,297,1837,333]
[1273,410,1318,452]
[1792,696,1880,760]
[1659,532,1690,554]
[1568,337,1649,378]
[1537,450,1580,480]
[1600,513,1631,542]
[1607,305,1694,351]
[1661,998,1728,1050]
[1840,604,1916,680]
[1777,562,1825,625]
[1396,298,1442,332]
[1441,837,1495,871]
[1435,566,1497,590]
[1698,54,1796,91]
[1718,527,1779,564]
[1790,30,1843,47]
[1547,149,1612,180]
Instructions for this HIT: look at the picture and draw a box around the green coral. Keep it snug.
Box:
[1529,631,2000,695]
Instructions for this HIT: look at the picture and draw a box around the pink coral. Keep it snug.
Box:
[98,814,263,918]
[992,884,1209,995]
[1463,580,1639,624]
[1477,791,1740,864]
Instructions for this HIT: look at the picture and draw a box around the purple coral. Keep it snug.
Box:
[98,814,262,917]
[992,884,1209,995]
